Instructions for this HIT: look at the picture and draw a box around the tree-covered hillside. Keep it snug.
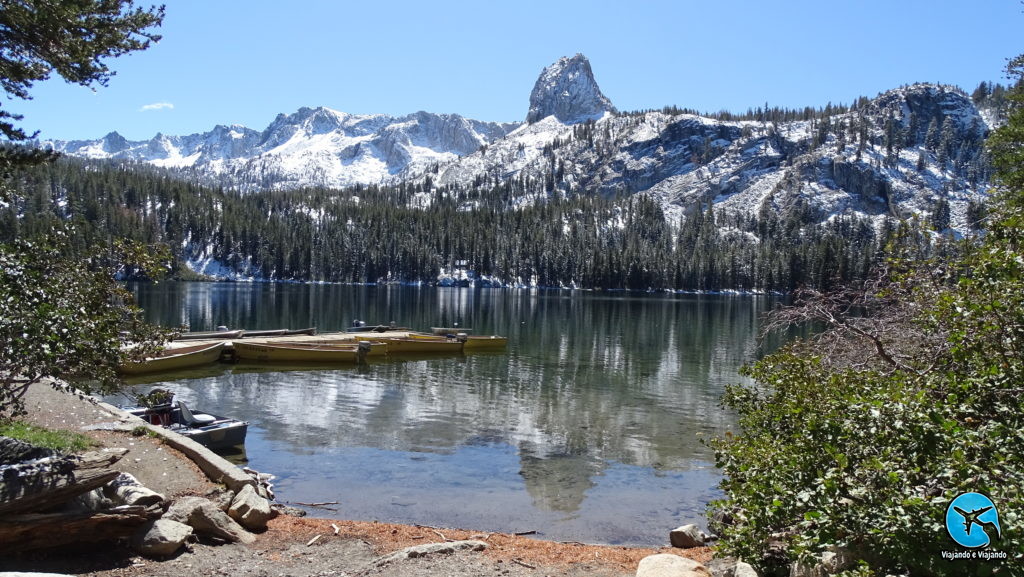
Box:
[3,156,941,291]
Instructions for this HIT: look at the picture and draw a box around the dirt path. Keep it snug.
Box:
[1,384,711,576]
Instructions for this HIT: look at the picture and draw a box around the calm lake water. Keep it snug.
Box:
[125,282,780,546]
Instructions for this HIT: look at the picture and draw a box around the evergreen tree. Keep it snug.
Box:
[0,0,166,417]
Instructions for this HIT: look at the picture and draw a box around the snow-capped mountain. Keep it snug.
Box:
[525,53,616,124]
[423,79,990,233]
[45,108,518,192]
[46,54,992,233]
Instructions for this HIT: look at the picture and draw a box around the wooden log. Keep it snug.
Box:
[104,472,165,507]
[0,448,128,516]
[0,504,161,553]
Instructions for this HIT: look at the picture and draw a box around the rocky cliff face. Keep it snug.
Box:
[525,54,617,124]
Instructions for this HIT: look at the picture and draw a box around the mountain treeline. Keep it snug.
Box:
[1,156,950,292]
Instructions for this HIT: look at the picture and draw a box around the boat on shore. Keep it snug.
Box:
[233,340,379,363]
[118,342,226,375]
[127,401,247,449]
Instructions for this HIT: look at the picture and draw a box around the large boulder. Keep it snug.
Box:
[132,518,193,557]
[637,554,712,577]
[670,524,708,548]
[164,496,254,544]
[228,484,275,531]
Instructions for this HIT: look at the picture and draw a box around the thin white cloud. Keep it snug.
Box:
[140,101,174,112]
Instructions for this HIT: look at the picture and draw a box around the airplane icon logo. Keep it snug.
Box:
[946,493,1001,548]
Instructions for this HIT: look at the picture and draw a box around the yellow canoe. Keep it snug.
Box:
[118,342,226,375]
[462,335,508,350]
[408,332,507,350]
[285,340,388,358]
[233,341,377,363]
[361,336,464,354]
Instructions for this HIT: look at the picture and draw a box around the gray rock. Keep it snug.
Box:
[636,554,712,577]
[707,557,759,577]
[670,524,707,548]
[789,546,853,577]
[372,540,488,567]
[205,487,236,511]
[228,483,275,531]
[164,496,255,544]
[271,502,307,517]
[734,561,759,577]
[131,518,193,557]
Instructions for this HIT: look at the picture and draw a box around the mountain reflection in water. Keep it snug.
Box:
[128,283,782,545]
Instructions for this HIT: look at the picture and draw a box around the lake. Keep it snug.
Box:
[125,282,780,546]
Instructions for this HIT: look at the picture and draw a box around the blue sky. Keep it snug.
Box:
[12,0,1024,141]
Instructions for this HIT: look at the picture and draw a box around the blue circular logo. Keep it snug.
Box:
[946,492,1001,549]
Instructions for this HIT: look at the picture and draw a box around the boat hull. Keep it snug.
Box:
[362,336,464,354]
[462,335,508,350]
[118,342,226,375]
[128,405,247,449]
[174,329,244,341]
[180,421,248,449]
[233,341,372,362]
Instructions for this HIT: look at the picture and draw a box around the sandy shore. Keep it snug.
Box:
[0,383,711,576]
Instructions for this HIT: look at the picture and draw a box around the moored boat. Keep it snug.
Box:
[306,340,388,357]
[173,329,245,341]
[233,340,377,362]
[431,327,472,335]
[361,336,464,354]
[239,329,288,337]
[240,327,318,338]
[128,401,247,449]
[409,332,507,350]
[118,342,226,375]
[461,335,508,350]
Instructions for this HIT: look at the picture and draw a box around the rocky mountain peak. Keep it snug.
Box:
[526,54,616,124]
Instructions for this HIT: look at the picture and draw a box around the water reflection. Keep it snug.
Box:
[128,283,779,545]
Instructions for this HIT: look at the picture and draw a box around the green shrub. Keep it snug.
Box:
[710,53,1024,576]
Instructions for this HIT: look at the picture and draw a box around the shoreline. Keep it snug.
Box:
[7,381,714,576]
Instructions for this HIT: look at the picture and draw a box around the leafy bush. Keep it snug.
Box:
[710,55,1024,576]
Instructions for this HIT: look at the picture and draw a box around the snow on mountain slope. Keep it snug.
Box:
[45,107,518,192]
[416,80,990,234]
[45,54,992,236]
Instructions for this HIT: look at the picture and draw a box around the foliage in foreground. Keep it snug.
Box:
[710,57,1024,576]
[0,235,171,418]
[0,1,166,417]
[0,420,96,454]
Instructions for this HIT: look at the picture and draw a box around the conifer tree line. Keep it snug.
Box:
[2,154,947,292]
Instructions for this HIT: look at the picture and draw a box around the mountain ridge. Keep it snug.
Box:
[42,55,994,236]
